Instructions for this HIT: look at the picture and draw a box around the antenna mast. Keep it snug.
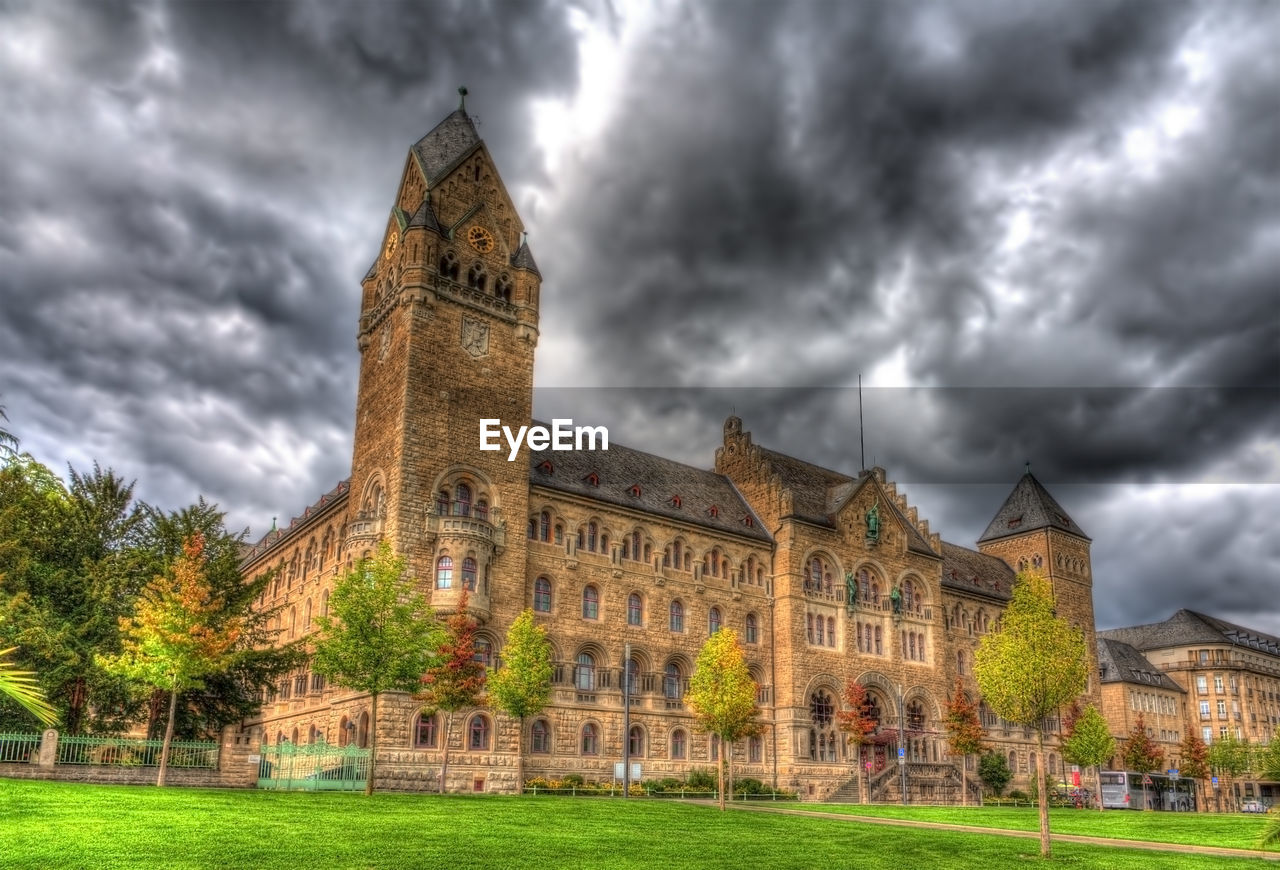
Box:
[858,374,866,471]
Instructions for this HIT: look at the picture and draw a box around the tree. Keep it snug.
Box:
[942,681,985,806]
[312,542,441,796]
[99,533,243,786]
[487,609,552,791]
[836,679,877,805]
[1121,715,1164,811]
[418,592,486,795]
[1177,730,1210,811]
[1061,704,1115,811]
[1257,733,1280,782]
[1207,733,1252,812]
[0,403,16,457]
[979,751,1012,797]
[974,571,1087,857]
[686,628,758,811]
[0,647,57,725]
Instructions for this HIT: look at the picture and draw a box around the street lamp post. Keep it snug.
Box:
[898,685,908,806]
[623,642,631,799]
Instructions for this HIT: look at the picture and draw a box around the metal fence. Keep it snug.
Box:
[55,735,219,768]
[257,740,369,792]
[0,733,41,763]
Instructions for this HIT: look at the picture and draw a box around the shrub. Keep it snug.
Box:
[733,777,767,795]
[561,773,585,787]
[685,768,717,791]
[1008,789,1028,802]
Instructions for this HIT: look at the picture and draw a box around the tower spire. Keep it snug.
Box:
[457,85,468,112]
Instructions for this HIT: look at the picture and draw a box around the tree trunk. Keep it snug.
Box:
[1095,765,1103,811]
[1035,729,1050,857]
[726,740,734,803]
[961,754,968,807]
[157,684,178,787]
[717,735,726,811]
[439,711,453,795]
[364,691,379,796]
[860,744,868,805]
[515,715,524,795]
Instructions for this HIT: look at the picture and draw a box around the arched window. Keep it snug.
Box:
[809,690,837,762]
[288,607,297,638]
[440,251,460,280]
[708,607,722,635]
[859,569,879,605]
[807,613,815,644]
[469,715,490,750]
[627,593,643,626]
[669,600,684,632]
[827,617,836,648]
[1009,749,1017,771]
[531,719,551,754]
[956,649,968,675]
[670,728,687,759]
[495,274,512,302]
[745,613,759,644]
[413,712,438,748]
[582,585,599,620]
[587,522,598,552]
[303,599,312,632]
[906,700,925,731]
[815,615,824,646]
[673,540,682,568]
[475,498,488,522]
[630,531,641,561]
[357,711,370,748]
[539,511,551,542]
[338,716,350,747]
[454,483,472,517]
[749,735,763,763]
[473,637,492,668]
[628,725,645,757]
[903,579,915,613]
[461,557,477,590]
[626,657,640,696]
[435,555,453,589]
[664,662,683,699]
[320,588,329,618]
[467,262,487,293]
[874,625,883,655]
[533,577,552,613]
[436,489,450,515]
[575,652,596,692]
[581,723,600,755]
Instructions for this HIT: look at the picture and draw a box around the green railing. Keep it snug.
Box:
[0,733,41,763]
[257,740,369,792]
[55,735,219,768]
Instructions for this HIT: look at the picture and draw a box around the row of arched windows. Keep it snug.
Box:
[437,482,490,521]
[533,578,760,642]
[806,613,837,648]
[438,251,513,302]
[902,630,927,662]
[272,590,330,640]
[948,604,992,635]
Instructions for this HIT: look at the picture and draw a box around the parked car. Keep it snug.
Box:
[1240,800,1266,813]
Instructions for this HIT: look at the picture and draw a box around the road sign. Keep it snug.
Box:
[897,747,905,764]
[1212,776,1219,788]
[1169,769,1179,780]
[1142,775,1153,786]
[866,761,873,770]
[1070,765,1080,774]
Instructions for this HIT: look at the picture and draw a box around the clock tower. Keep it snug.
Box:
[346,93,541,627]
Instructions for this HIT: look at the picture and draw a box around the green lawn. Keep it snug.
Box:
[0,779,1272,869]
[791,802,1273,851]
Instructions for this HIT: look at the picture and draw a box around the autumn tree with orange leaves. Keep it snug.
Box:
[419,592,486,794]
[943,680,986,806]
[100,533,243,786]
[837,680,877,804]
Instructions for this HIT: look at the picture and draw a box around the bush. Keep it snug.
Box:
[1008,789,1028,802]
[733,778,767,795]
[685,768,717,791]
[561,773,585,787]
[647,777,686,793]
[978,752,1012,797]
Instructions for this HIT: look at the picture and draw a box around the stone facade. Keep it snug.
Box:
[238,105,1105,800]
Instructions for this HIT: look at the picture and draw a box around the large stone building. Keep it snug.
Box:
[240,103,1109,799]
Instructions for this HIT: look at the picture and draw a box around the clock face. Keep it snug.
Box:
[384,231,398,259]
[467,226,495,254]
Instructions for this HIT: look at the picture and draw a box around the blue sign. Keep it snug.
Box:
[1212,776,1219,787]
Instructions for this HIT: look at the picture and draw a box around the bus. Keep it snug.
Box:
[1098,771,1197,811]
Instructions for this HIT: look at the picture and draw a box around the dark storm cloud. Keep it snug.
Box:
[0,0,580,528]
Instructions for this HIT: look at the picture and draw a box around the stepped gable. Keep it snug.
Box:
[244,479,350,559]
[1099,610,1233,650]
[411,108,481,185]
[977,471,1089,544]
[756,447,937,554]
[529,427,771,544]
[1097,637,1184,692]
[940,541,1015,601]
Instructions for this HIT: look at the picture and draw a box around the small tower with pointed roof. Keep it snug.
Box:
[977,469,1102,707]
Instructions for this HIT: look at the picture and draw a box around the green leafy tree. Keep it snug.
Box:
[487,609,552,790]
[1257,733,1280,782]
[418,592,486,795]
[1177,730,1210,811]
[686,627,758,811]
[942,681,986,806]
[836,679,877,805]
[0,404,17,457]
[1061,704,1115,811]
[974,571,1087,857]
[979,751,1012,797]
[1207,733,1252,812]
[312,542,441,795]
[99,533,243,786]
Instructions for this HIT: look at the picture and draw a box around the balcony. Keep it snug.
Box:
[425,513,505,550]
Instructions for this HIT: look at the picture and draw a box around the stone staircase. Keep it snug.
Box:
[824,774,863,803]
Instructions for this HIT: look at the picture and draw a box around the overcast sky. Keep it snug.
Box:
[2,0,1276,635]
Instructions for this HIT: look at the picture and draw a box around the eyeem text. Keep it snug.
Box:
[479,419,610,462]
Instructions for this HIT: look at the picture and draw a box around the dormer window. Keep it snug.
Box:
[585,472,599,487]
[743,515,754,528]
[708,505,719,518]
[630,485,642,498]
[538,460,554,475]
[671,495,682,508]
[1007,515,1023,529]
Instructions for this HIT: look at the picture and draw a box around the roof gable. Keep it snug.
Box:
[1097,637,1185,692]
[411,109,482,185]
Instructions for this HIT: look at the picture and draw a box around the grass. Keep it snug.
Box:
[0,778,1273,869]
[791,802,1273,851]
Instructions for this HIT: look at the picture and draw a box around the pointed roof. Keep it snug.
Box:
[411,109,482,185]
[511,239,540,275]
[977,471,1088,543]
[407,197,441,233]
[940,541,1015,601]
